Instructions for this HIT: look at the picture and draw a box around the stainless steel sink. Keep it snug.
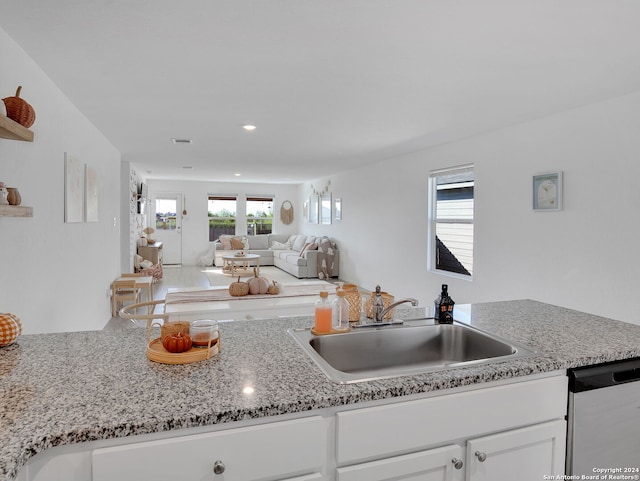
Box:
[288,321,537,383]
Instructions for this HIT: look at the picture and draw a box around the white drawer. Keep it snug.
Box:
[336,375,567,465]
[92,416,326,481]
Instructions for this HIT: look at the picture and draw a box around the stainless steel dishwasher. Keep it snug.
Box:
[567,358,640,475]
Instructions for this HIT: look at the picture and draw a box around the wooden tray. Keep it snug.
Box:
[147,337,220,364]
[311,327,350,336]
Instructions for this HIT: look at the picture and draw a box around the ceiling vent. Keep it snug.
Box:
[172,138,192,144]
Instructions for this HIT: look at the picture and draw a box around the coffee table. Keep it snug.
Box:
[222,253,261,276]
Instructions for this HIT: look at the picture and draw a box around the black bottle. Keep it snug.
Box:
[434,284,454,324]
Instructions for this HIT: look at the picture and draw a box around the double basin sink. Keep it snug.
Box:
[288,320,537,383]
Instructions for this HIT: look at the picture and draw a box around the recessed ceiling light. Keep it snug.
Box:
[242,125,256,131]
[234,173,241,177]
[172,138,192,144]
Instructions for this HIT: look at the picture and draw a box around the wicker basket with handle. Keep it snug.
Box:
[2,86,36,128]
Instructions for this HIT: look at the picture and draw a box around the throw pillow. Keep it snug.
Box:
[241,236,250,250]
[270,241,291,250]
[219,235,233,250]
[290,234,307,253]
[230,237,244,250]
[299,242,318,257]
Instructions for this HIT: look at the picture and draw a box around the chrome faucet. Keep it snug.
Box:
[373,297,419,323]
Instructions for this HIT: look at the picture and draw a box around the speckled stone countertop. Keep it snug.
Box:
[2,299,640,481]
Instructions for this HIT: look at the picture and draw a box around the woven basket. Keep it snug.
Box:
[341,284,362,322]
[2,86,36,128]
[160,321,190,341]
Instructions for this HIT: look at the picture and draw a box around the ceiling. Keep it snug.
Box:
[2,0,640,184]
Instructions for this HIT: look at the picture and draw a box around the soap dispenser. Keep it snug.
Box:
[434,284,454,324]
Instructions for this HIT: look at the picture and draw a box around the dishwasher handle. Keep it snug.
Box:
[569,357,640,393]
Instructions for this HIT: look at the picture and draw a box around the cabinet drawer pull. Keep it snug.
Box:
[451,457,464,469]
[475,451,487,462]
[213,460,226,474]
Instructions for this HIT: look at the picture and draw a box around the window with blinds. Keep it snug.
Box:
[428,165,474,277]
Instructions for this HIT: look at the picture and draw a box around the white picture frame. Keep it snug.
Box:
[533,171,563,211]
[64,153,84,223]
[308,195,319,224]
[85,165,98,222]
[320,193,332,225]
[334,197,342,221]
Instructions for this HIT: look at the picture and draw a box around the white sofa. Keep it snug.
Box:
[208,234,339,279]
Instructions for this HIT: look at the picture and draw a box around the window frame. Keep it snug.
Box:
[427,164,474,279]
[246,195,274,235]
[208,195,237,241]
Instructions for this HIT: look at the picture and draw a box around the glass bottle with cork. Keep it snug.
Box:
[314,291,332,334]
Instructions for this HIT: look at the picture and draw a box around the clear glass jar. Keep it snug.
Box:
[189,319,219,348]
[332,290,350,332]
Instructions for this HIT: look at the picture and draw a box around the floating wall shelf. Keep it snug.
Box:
[0,205,33,217]
[0,115,34,142]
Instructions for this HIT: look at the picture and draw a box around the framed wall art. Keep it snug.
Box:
[334,197,342,221]
[308,195,319,224]
[85,165,99,222]
[64,153,84,223]
[533,171,563,211]
[320,193,332,225]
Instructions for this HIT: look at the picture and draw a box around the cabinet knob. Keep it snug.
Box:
[475,451,487,462]
[451,458,464,469]
[213,460,226,474]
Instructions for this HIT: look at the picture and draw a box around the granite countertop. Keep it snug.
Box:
[2,299,640,480]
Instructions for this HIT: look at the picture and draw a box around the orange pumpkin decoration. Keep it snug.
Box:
[267,280,280,295]
[228,276,249,297]
[2,86,36,128]
[162,332,193,353]
[0,313,22,347]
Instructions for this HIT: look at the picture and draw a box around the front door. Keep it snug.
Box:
[151,193,182,265]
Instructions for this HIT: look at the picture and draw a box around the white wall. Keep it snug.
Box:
[146,179,300,265]
[0,27,122,334]
[304,92,640,324]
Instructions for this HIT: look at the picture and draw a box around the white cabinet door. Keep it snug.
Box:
[337,445,464,481]
[466,420,566,481]
[92,417,325,481]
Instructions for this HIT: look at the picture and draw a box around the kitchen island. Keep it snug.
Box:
[2,299,640,481]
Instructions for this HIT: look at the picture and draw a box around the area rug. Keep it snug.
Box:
[204,266,317,287]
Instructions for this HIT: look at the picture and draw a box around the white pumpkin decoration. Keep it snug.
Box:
[247,267,269,295]
[0,312,22,347]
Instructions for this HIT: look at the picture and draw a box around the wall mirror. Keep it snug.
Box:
[321,193,332,225]
[308,195,319,224]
